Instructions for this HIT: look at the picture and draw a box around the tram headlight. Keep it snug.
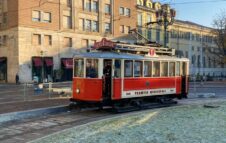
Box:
[76,89,80,94]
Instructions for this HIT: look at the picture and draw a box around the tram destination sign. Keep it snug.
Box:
[93,38,115,50]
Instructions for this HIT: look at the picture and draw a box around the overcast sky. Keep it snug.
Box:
[155,0,226,27]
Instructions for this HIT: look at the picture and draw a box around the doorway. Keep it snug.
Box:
[0,57,7,83]
[103,60,112,101]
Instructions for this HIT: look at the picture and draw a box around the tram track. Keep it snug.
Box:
[1,96,226,142]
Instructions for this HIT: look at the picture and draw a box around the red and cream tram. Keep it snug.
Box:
[71,38,189,110]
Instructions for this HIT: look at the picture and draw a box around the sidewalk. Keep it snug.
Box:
[0,82,72,114]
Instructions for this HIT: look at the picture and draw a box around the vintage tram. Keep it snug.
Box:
[71,38,189,111]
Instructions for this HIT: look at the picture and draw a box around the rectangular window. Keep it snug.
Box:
[32,34,41,45]
[90,40,96,49]
[81,39,89,49]
[2,35,8,46]
[66,0,72,7]
[147,14,151,23]
[153,61,160,77]
[119,7,124,15]
[63,16,72,29]
[85,0,91,11]
[79,18,85,31]
[32,10,41,22]
[124,60,133,77]
[85,19,91,31]
[137,13,142,26]
[134,61,142,77]
[74,59,84,77]
[105,23,111,33]
[148,29,152,40]
[125,26,130,34]
[203,57,206,68]
[3,12,7,24]
[120,25,124,33]
[92,21,98,32]
[176,62,180,76]
[156,29,160,43]
[64,37,72,47]
[43,12,51,23]
[92,1,98,12]
[144,61,152,77]
[114,60,121,78]
[86,59,98,78]
[181,62,187,76]
[169,62,175,76]
[161,62,168,77]
[105,4,111,14]
[44,35,52,46]
[125,8,130,17]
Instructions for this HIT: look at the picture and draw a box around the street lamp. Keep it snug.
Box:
[156,4,176,48]
[145,4,176,48]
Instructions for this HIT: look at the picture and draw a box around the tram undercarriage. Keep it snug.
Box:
[70,94,183,113]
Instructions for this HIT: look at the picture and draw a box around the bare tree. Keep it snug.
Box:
[212,10,226,57]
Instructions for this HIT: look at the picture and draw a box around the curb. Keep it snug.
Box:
[0,105,69,125]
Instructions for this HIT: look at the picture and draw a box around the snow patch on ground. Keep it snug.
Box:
[32,102,226,143]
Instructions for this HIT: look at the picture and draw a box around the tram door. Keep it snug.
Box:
[181,62,187,97]
[103,60,112,101]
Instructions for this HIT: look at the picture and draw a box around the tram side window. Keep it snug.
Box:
[74,59,84,77]
[169,62,175,76]
[153,61,160,77]
[181,62,187,76]
[161,62,168,77]
[176,62,180,76]
[114,60,121,78]
[86,59,98,78]
[134,61,142,77]
[124,60,133,77]
[144,61,152,77]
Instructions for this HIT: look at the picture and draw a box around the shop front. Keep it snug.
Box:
[32,57,53,83]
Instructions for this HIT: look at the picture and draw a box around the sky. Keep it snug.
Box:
[155,0,226,28]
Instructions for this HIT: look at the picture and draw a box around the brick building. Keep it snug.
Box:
[0,0,225,83]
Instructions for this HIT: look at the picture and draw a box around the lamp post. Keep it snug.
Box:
[156,4,176,48]
[144,4,175,48]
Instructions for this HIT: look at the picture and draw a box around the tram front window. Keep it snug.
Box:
[86,59,98,78]
[74,59,84,77]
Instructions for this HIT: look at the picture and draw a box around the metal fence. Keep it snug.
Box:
[0,82,72,103]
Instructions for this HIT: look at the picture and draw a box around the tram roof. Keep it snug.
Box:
[74,52,189,61]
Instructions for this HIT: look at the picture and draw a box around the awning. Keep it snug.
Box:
[45,58,53,67]
[62,59,73,69]
[33,58,42,67]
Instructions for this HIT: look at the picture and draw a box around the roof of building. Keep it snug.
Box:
[175,19,215,30]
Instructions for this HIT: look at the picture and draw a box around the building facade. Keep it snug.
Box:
[0,0,114,83]
[0,0,225,83]
[170,20,226,77]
